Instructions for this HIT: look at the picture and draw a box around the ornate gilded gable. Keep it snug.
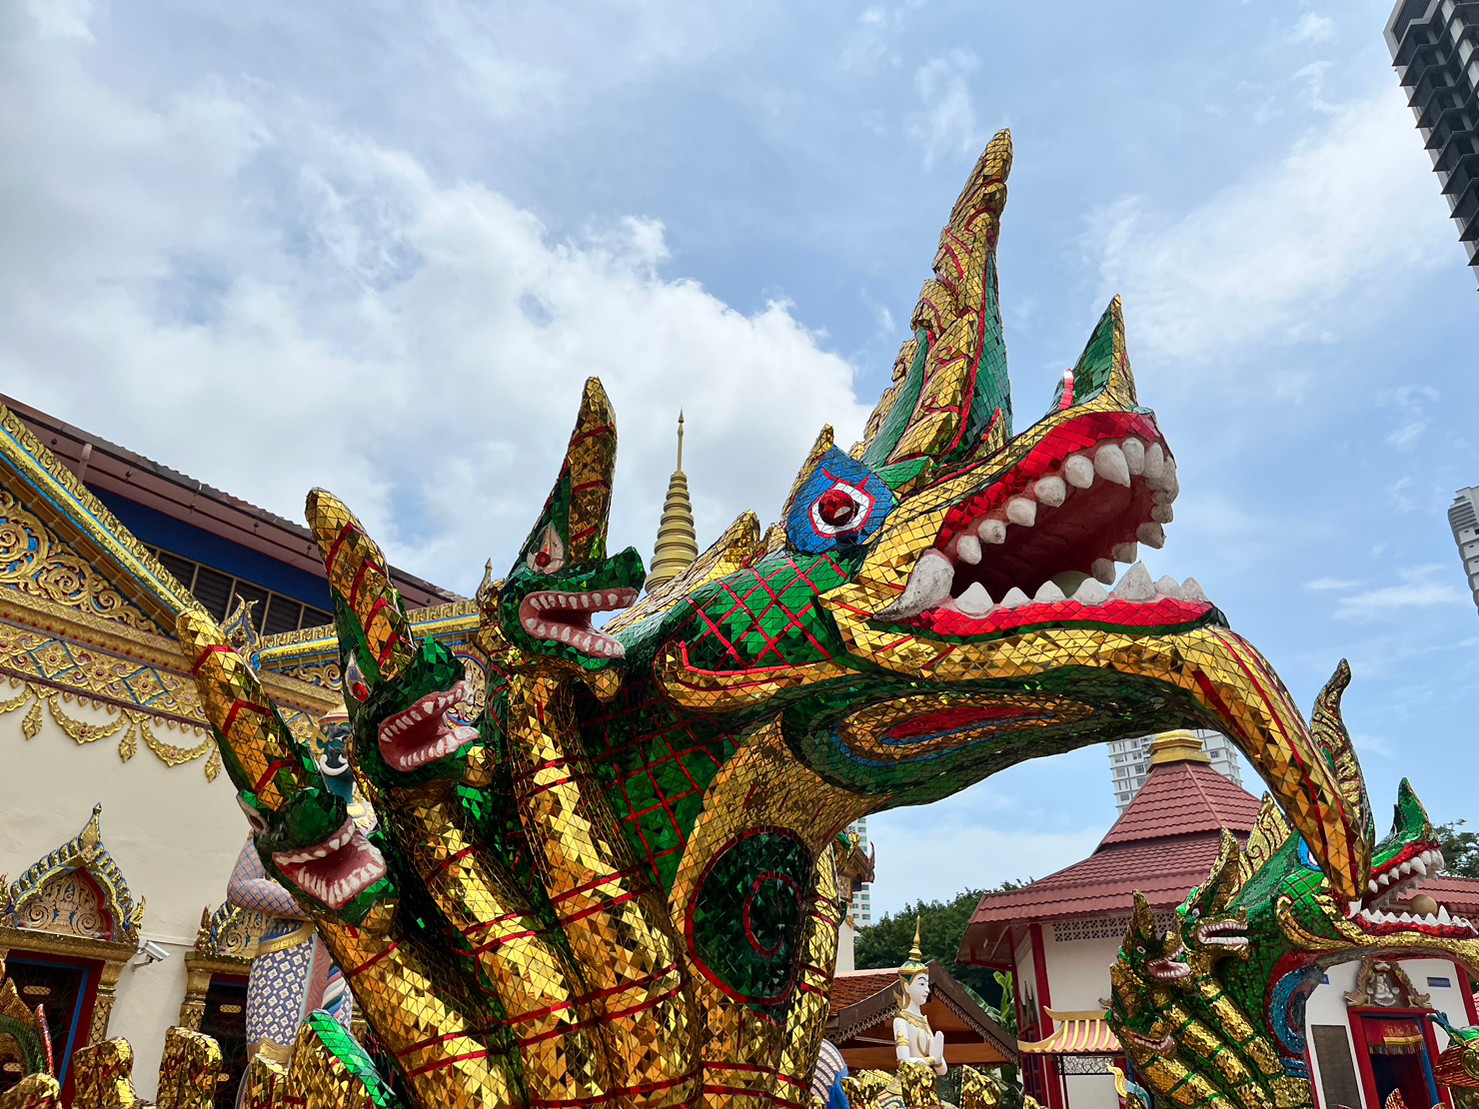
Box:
[193,902,265,965]
[0,487,158,634]
[0,407,202,633]
[2,804,144,945]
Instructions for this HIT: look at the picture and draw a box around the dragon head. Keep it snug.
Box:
[177,610,392,922]
[1108,892,1183,1057]
[306,491,482,789]
[1159,662,1479,1067]
[616,130,1367,902]
[480,376,644,700]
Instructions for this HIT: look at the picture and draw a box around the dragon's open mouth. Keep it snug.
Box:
[1354,843,1477,937]
[519,588,639,658]
[272,817,387,910]
[377,679,479,772]
[881,414,1201,630]
[1194,919,1250,950]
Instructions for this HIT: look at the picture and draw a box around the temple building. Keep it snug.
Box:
[0,395,469,1101]
[959,732,1479,1109]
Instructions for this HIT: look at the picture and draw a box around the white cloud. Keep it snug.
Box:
[1334,566,1468,622]
[907,51,981,170]
[1291,13,1335,45]
[1306,576,1366,591]
[1384,384,1440,450]
[1085,86,1453,373]
[0,8,870,593]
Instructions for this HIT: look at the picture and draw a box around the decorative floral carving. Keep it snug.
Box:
[0,490,157,634]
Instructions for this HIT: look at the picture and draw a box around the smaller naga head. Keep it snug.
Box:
[178,610,392,923]
[1178,831,1251,968]
[306,490,481,789]
[1108,893,1182,1056]
[480,376,645,700]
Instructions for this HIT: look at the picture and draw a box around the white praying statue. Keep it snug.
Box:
[893,918,947,1076]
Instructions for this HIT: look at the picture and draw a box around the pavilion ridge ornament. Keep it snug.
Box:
[1107,662,1479,1109]
[167,130,1369,1109]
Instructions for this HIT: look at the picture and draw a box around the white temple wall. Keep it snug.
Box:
[1303,956,1467,1109]
[1042,930,1120,1010]
[1,703,246,1098]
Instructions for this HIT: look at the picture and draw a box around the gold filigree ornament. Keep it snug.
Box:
[0,679,219,779]
[0,489,157,634]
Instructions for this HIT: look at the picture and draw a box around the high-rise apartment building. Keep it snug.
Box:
[1107,729,1244,813]
[845,818,873,927]
[1450,487,1479,612]
[1386,1,1479,284]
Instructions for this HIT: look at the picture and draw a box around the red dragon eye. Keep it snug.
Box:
[535,551,551,568]
[816,488,860,527]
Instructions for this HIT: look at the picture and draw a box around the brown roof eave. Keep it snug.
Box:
[3,394,462,608]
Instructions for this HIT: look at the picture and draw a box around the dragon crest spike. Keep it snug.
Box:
[305,488,416,690]
[1045,296,1139,416]
[857,129,1013,490]
[516,375,618,567]
[1310,658,1373,853]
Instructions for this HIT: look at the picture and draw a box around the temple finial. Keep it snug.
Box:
[648,413,699,594]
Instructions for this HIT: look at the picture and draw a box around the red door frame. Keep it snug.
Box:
[4,948,102,1107]
[1348,1008,1451,1109]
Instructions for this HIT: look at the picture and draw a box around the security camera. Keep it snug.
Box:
[136,939,171,965]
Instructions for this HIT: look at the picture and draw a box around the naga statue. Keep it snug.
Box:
[166,130,1370,1109]
[1108,662,1479,1109]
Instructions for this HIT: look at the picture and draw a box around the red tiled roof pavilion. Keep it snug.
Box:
[958,731,1264,968]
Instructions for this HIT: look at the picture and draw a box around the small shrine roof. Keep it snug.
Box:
[827,960,1017,1063]
[1017,1009,1122,1055]
[959,737,1263,965]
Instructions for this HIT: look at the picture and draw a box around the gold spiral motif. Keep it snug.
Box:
[0,489,155,632]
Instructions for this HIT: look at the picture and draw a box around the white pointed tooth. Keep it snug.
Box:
[1412,856,1428,876]
[1137,523,1166,549]
[1369,879,1381,894]
[535,622,550,637]
[1151,504,1175,524]
[1121,438,1146,475]
[1034,475,1067,507]
[1151,457,1179,497]
[1400,912,1415,924]
[955,535,982,565]
[1153,484,1178,506]
[1063,454,1095,489]
[956,582,994,616]
[879,549,956,618]
[1156,576,1183,600]
[1113,562,1157,602]
[1034,580,1066,602]
[1094,443,1131,487]
[1440,906,1453,923]
[999,587,1031,608]
[1142,442,1165,480]
[1181,578,1208,603]
[1073,579,1109,605]
[1006,498,1037,527]
[1092,558,1117,585]
[1112,542,1138,563]
[978,519,1007,545]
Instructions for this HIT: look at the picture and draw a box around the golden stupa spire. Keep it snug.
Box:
[647,413,699,593]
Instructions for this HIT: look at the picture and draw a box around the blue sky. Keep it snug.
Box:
[4,1,1477,917]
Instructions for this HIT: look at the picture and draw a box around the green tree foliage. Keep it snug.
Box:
[852,882,1027,1010]
[1436,821,1479,879]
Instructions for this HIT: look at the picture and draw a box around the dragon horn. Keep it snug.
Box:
[177,610,319,810]
[1311,659,1374,851]
[856,130,1012,491]
[515,376,618,567]
[304,489,415,691]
